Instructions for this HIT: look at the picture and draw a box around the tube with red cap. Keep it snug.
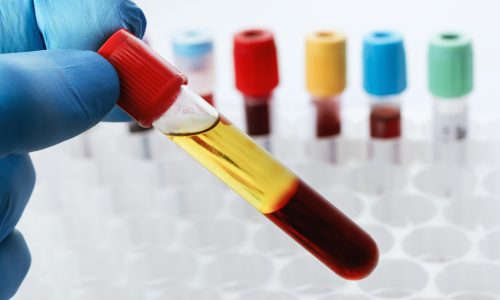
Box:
[233,29,279,151]
[98,29,378,280]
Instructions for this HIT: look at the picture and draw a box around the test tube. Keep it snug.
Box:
[81,131,93,158]
[128,122,152,160]
[363,31,407,164]
[128,34,154,159]
[172,30,216,106]
[428,33,473,165]
[99,29,378,280]
[233,29,279,151]
[306,31,346,163]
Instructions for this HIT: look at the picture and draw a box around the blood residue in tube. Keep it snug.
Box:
[244,100,271,136]
[370,105,401,139]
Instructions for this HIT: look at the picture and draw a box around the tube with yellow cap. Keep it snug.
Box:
[306,31,346,163]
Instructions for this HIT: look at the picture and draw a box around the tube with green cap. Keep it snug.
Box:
[428,32,473,164]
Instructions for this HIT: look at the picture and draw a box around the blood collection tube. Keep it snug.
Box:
[172,30,216,106]
[128,34,153,159]
[233,29,279,151]
[428,33,473,165]
[363,31,406,164]
[128,122,152,159]
[306,31,346,163]
[99,29,378,280]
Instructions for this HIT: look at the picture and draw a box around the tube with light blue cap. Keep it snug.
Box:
[172,30,216,106]
[363,31,406,164]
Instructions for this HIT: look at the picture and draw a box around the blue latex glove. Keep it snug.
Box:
[0,1,146,298]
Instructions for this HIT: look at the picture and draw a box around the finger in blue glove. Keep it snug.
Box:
[34,0,146,51]
[0,230,31,300]
[0,155,33,300]
[0,50,120,157]
[0,0,45,53]
[0,0,146,55]
[34,0,147,122]
[0,0,147,122]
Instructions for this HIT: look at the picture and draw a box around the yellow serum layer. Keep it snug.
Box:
[166,116,298,214]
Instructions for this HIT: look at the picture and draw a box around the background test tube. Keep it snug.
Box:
[98,29,378,280]
[233,29,279,151]
[363,31,407,164]
[428,32,473,165]
[305,31,346,163]
[128,35,154,160]
[128,123,153,160]
[172,30,216,106]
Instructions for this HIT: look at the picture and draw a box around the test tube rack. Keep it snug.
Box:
[13,99,500,300]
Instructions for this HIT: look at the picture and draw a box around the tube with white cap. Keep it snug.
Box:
[172,30,216,106]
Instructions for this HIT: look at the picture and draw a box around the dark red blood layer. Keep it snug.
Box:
[244,100,271,136]
[265,180,379,280]
[370,106,401,139]
[314,99,341,138]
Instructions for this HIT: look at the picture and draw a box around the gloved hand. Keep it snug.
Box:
[0,1,146,298]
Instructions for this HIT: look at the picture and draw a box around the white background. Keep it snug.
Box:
[135,0,500,118]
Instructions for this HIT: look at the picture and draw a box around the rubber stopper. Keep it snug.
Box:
[363,31,407,96]
[428,32,473,99]
[173,29,213,58]
[233,29,279,98]
[98,29,187,127]
[306,31,347,97]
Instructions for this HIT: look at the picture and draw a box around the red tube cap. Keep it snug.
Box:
[98,29,187,127]
[233,29,279,98]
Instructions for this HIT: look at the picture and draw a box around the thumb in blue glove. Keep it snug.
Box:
[0,51,120,156]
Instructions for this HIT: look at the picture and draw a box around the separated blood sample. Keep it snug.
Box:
[428,33,473,165]
[363,31,407,164]
[233,29,279,151]
[305,31,346,163]
[172,30,216,106]
[99,29,378,280]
